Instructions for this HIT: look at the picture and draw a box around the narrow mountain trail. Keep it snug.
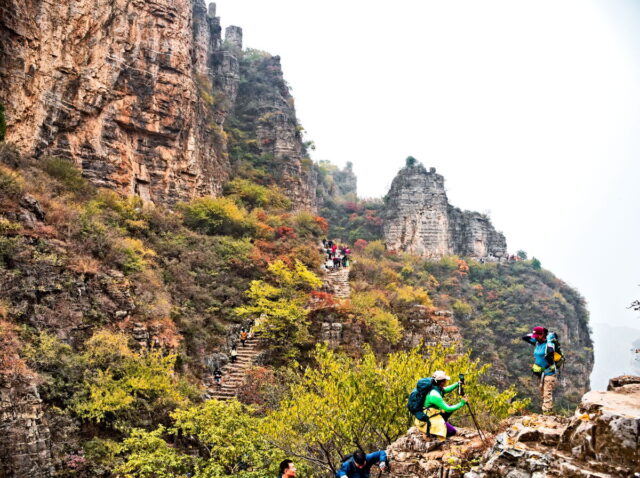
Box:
[206,336,261,401]
[324,266,351,299]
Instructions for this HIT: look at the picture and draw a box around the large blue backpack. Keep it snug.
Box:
[407,377,435,421]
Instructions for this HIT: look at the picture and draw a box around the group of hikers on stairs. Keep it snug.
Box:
[276,324,565,477]
[322,238,351,270]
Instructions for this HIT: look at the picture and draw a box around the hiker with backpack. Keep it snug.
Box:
[522,326,562,414]
[336,450,388,478]
[240,329,248,347]
[213,369,223,390]
[407,371,467,439]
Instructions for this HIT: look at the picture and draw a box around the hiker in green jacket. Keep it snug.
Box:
[418,370,467,439]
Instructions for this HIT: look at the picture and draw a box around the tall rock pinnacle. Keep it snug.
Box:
[383,161,507,258]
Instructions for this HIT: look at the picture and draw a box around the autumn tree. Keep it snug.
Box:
[235,259,322,360]
[261,344,528,475]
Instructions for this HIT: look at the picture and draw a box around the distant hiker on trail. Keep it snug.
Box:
[341,254,349,268]
[240,329,248,347]
[336,450,388,478]
[322,238,328,248]
[522,326,561,414]
[278,459,297,478]
[331,243,338,257]
[213,369,223,390]
[230,345,237,364]
[409,371,467,439]
[325,257,334,271]
[333,256,341,269]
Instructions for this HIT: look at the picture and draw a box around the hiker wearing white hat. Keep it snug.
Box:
[411,370,467,439]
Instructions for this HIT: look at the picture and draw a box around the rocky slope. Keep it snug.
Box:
[0,1,323,209]
[383,162,507,258]
[386,375,640,478]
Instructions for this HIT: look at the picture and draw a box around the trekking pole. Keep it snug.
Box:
[458,374,487,444]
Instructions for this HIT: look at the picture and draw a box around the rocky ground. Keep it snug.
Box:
[387,375,640,478]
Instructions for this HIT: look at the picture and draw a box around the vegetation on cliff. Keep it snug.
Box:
[0,150,528,476]
[347,243,593,410]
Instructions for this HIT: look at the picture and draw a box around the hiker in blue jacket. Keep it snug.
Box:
[336,450,388,478]
[522,326,558,414]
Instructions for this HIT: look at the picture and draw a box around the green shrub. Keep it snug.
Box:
[0,104,6,142]
[0,217,20,236]
[224,178,291,210]
[115,237,156,274]
[364,239,386,259]
[0,165,24,199]
[73,330,195,431]
[262,344,528,475]
[42,157,91,194]
[179,197,255,237]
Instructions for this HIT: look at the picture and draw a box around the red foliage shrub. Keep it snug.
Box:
[344,201,363,213]
[314,216,329,234]
[275,226,296,240]
[310,290,337,308]
[354,239,368,252]
[237,366,277,409]
[0,320,33,382]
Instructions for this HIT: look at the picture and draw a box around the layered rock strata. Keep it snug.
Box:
[383,163,506,258]
[230,52,318,209]
[0,1,233,205]
[0,376,53,477]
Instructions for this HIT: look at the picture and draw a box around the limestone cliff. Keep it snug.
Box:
[383,162,507,258]
[0,0,245,205]
[228,50,318,210]
[0,1,324,209]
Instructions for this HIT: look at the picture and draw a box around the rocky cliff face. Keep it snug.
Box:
[229,51,318,210]
[0,1,323,209]
[383,163,506,258]
[0,379,53,478]
[387,375,640,478]
[0,0,243,205]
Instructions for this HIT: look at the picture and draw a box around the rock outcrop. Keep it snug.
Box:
[229,52,318,209]
[387,375,640,478]
[0,0,243,205]
[383,163,507,258]
[0,379,54,478]
[0,1,327,209]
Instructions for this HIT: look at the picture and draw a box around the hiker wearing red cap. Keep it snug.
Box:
[522,326,558,414]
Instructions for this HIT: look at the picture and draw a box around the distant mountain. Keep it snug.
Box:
[590,322,640,390]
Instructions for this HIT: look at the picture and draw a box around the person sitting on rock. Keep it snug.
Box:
[336,450,388,478]
[522,326,557,414]
[417,370,467,439]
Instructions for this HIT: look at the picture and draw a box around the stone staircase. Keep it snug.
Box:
[206,336,261,401]
[324,266,351,299]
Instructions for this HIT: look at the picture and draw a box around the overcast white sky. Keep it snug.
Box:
[215,0,640,342]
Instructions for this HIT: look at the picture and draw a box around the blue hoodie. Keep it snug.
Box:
[522,332,557,376]
[336,451,387,478]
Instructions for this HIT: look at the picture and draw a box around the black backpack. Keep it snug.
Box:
[407,377,435,421]
[548,332,564,366]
